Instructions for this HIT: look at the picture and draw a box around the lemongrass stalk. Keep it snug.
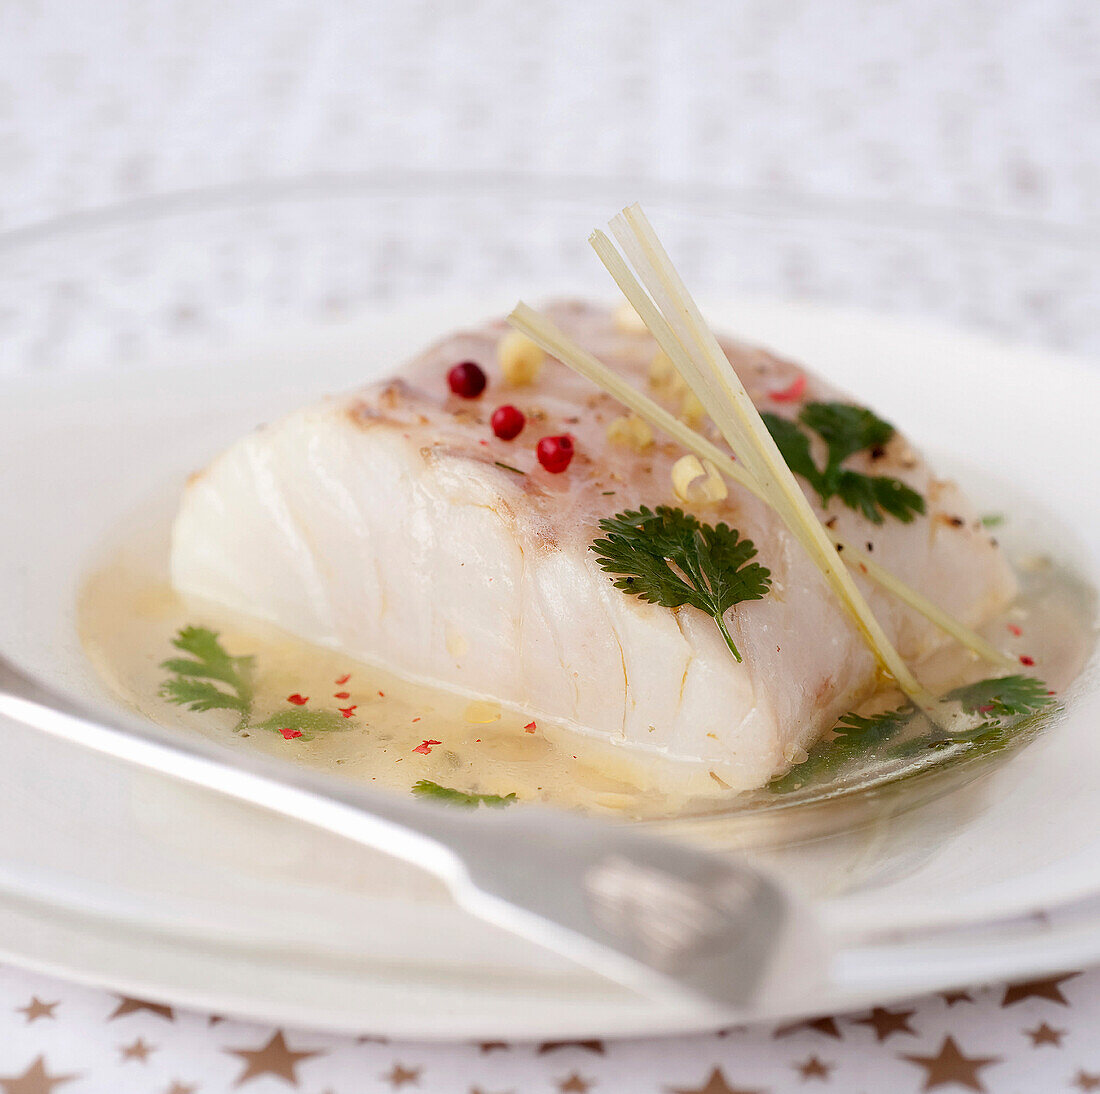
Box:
[829,538,1012,670]
[605,205,941,711]
[508,304,1008,672]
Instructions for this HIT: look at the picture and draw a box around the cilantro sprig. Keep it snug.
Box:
[768,674,1056,793]
[412,780,517,808]
[159,625,255,728]
[160,626,353,740]
[761,402,925,525]
[590,506,771,662]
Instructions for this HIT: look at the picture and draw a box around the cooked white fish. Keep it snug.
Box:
[170,302,1016,792]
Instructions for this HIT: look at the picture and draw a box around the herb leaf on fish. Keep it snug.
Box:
[761,402,925,525]
[412,780,517,808]
[590,506,771,663]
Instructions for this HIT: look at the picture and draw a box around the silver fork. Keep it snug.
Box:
[0,651,804,1011]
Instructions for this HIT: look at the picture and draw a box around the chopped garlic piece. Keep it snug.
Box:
[497,330,544,385]
[671,455,728,505]
[613,302,648,333]
[464,699,502,724]
[680,390,706,427]
[649,349,675,385]
[606,413,654,451]
[649,350,686,395]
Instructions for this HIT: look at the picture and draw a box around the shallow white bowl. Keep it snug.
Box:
[1,294,1098,1037]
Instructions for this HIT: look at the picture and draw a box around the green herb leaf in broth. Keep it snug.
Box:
[766,705,913,793]
[159,626,254,726]
[160,626,355,738]
[159,676,251,717]
[412,780,517,808]
[253,708,355,740]
[767,674,1056,794]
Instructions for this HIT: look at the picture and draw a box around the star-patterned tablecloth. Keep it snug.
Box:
[0,962,1096,1093]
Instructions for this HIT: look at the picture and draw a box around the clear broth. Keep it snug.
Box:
[79,498,1095,831]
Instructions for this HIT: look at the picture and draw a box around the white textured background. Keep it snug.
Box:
[2,0,1099,228]
[1,3,1099,1091]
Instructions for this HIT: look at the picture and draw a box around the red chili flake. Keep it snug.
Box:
[335,674,351,685]
[378,690,385,698]
[286,693,308,706]
[537,434,575,473]
[280,728,303,740]
[479,439,489,446]
[338,705,357,718]
[413,739,442,755]
[769,374,807,403]
[491,404,526,440]
[1019,655,1035,666]
[334,691,350,699]
[447,361,487,399]
[412,716,421,722]
[1047,690,1056,696]
[1007,624,1023,636]
[977,704,996,715]
[524,721,537,734]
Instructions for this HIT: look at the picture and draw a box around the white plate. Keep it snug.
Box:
[2,297,1098,1038]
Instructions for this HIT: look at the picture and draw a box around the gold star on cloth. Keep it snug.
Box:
[381,1063,422,1088]
[109,996,175,1021]
[557,1074,593,1093]
[1024,1021,1065,1046]
[774,1016,842,1039]
[1001,971,1080,1006]
[15,1000,57,1024]
[165,1084,197,1094]
[225,1030,322,1087]
[666,1066,764,1094]
[119,1038,155,1063]
[940,990,974,1006]
[1073,1071,1100,1092]
[0,1057,78,1094]
[853,1006,917,1042]
[901,1036,1001,1092]
[794,1056,832,1080]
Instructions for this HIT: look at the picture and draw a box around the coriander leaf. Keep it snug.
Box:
[869,476,926,524]
[760,412,821,489]
[171,624,234,666]
[412,780,517,808]
[253,708,354,740]
[768,674,1056,794]
[159,657,244,688]
[799,402,894,467]
[766,705,912,793]
[944,674,1054,722]
[834,471,925,525]
[162,626,254,708]
[762,402,925,525]
[159,677,250,715]
[591,506,770,662]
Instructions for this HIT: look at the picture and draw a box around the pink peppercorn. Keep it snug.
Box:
[537,434,575,473]
[491,404,526,440]
[447,361,487,398]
